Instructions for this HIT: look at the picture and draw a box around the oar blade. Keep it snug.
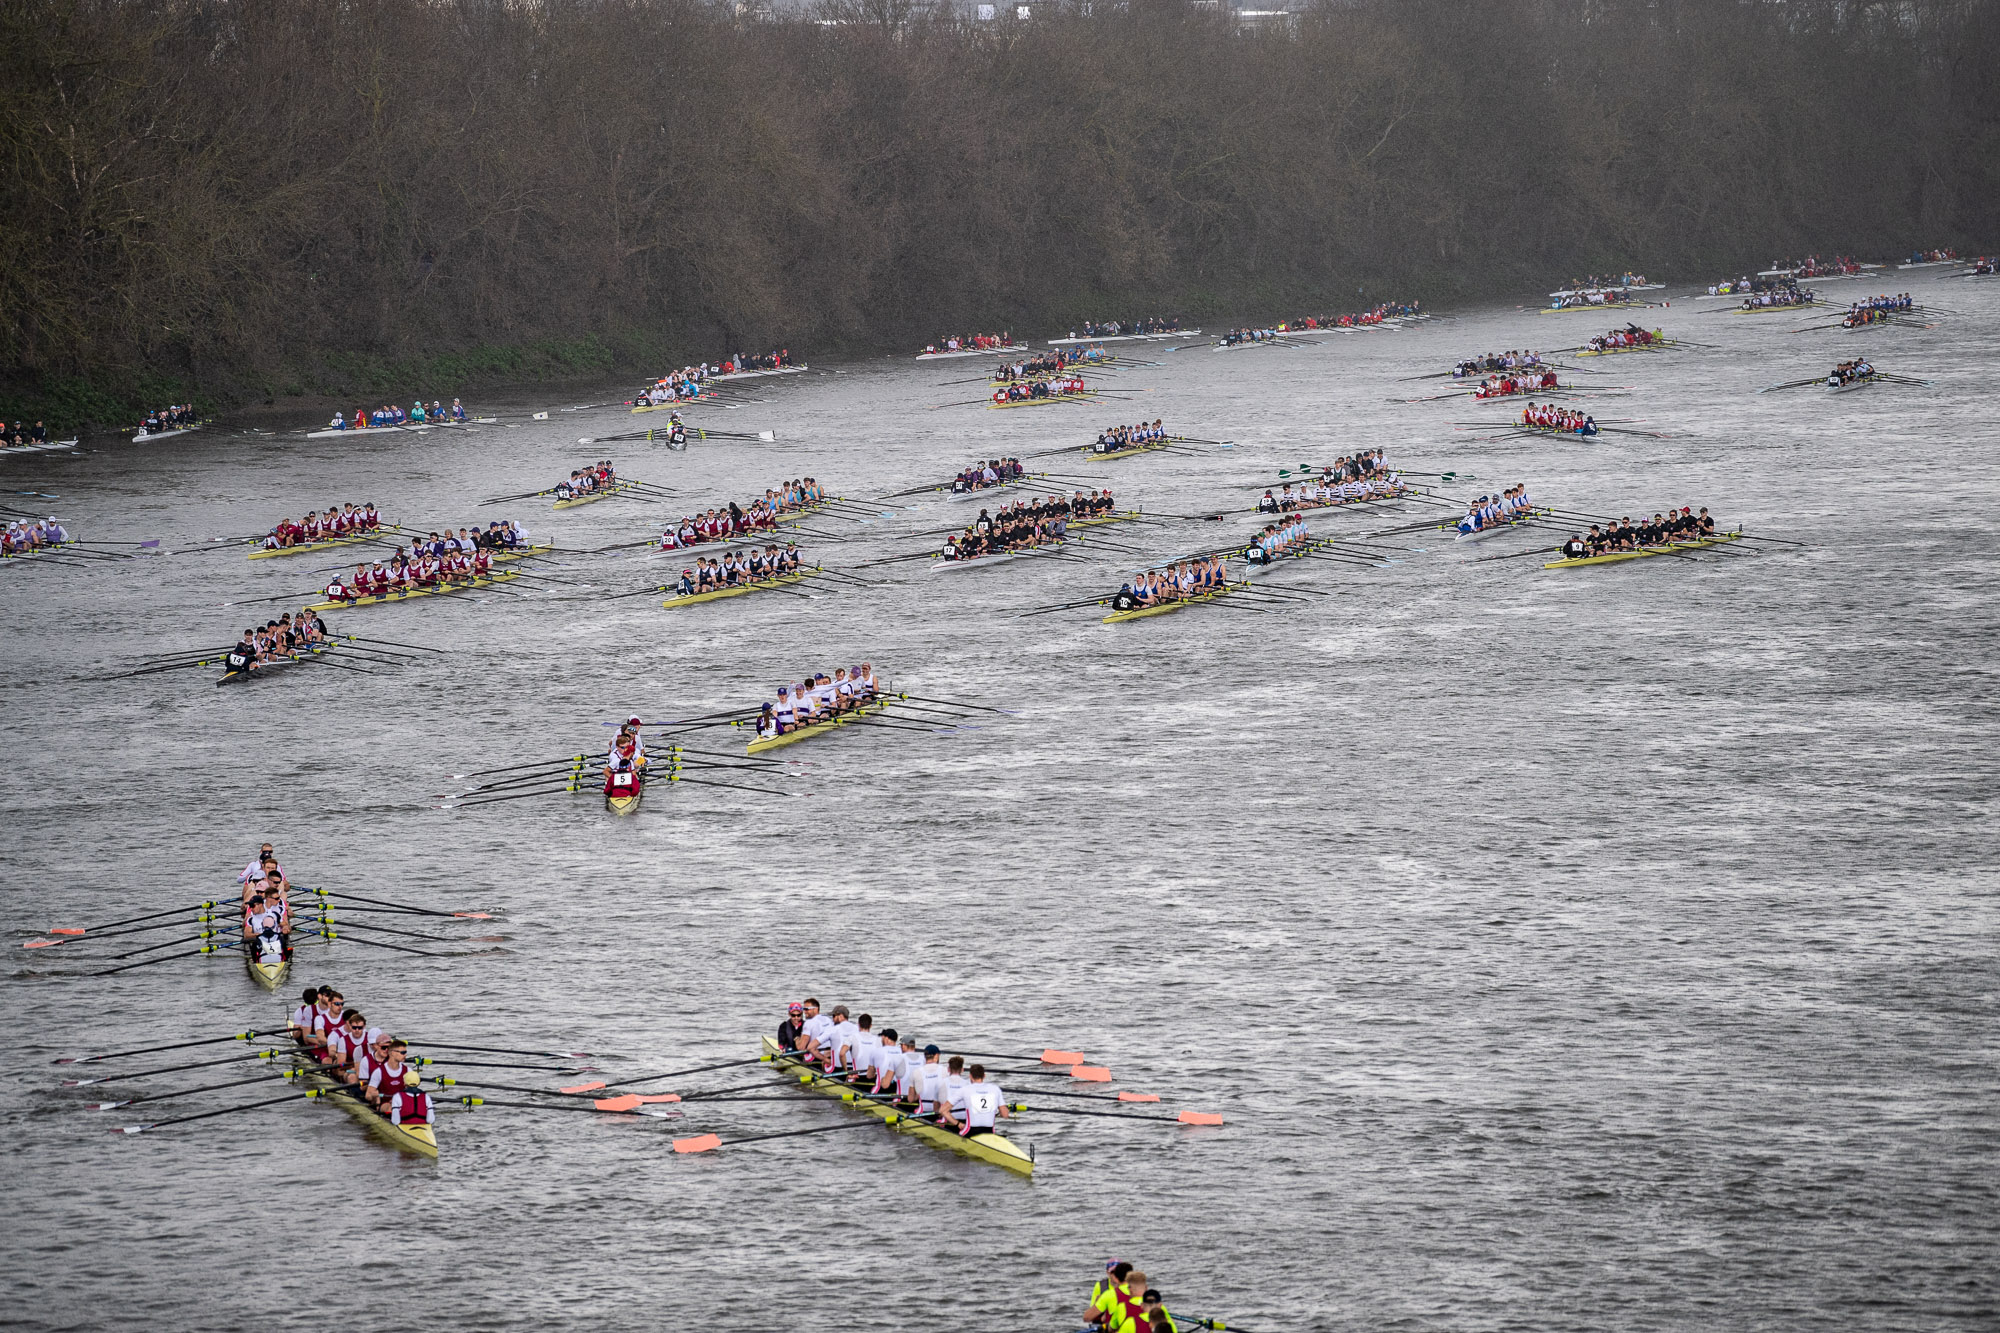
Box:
[1178,1110,1224,1125]
[673,1133,724,1154]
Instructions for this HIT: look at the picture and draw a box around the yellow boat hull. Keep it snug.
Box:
[243,947,289,990]
[247,528,391,560]
[760,1036,1032,1176]
[744,694,891,755]
[1543,531,1742,568]
[662,568,814,607]
[552,484,632,510]
[305,569,520,612]
[294,1041,438,1158]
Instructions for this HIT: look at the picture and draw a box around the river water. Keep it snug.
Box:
[3,278,1996,1332]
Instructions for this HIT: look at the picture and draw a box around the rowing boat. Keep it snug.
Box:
[305,569,520,612]
[489,544,553,564]
[1102,582,1243,622]
[1542,531,1743,569]
[1827,374,1879,393]
[662,568,816,607]
[1729,301,1823,314]
[303,418,494,440]
[916,345,1021,360]
[134,425,203,443]
[1574,340,1675,357]
[2,437,80,456]
[929,545,1056,573]
[1449,511,1546,542]
[291,1037,438,1158]
[760,1036,1034,1176]
[1082,440,1173,460]
[246,528,392,560]
[1071,508,1143,529]
[216,644,334,685]
[744,694,892,756]
[1048,329,1197,347]
[553,482,633,510]
[1516,423,1599,441]
[243,942,289,989]
[0,540,79,563]
[987,393,1097,410]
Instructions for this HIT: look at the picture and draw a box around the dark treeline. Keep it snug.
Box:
[2,0,1995,420]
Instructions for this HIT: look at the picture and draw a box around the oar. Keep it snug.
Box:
[448,754,588,780]
[1012,1102,1222,1125]
[450,1095,678,1117]
[37,900,229,941]
[85,1069,304,1111]
[54,1031,270,1065]
[410,1040,599,1060]
[62,1049,286,1086]
[112,1090,325,1136]
[297,886,494,919]
[670,1119,893,1155]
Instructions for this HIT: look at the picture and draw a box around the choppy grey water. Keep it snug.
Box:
[3,281,1997,1333]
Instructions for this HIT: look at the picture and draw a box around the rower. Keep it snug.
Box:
[363,1037,410,1108]
[825,1005,858,1072]
[798,997,829,1061]
[1087,1263,1135,1330]
[949,1062,1008,1138]
[290,987,320,1041]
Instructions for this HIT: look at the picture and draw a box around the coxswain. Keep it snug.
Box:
[385,1068,433,1129]
[1560,533,1588,560]
[223,631,258,676]
[778,1001,808,1053]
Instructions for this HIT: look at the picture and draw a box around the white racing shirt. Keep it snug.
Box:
[916,1060,946,1113]
[964,1078,1004,1130]
[828,1018,859,1069]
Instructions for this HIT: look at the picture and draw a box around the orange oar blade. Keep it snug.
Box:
[1041,1049,1085,1065]
[1177,1110,1224,1126]
[1070,1065,1112,1082]
[635,1093,681,1104]
[48,928,86,936]
[594,1094,643,1112]
[23,939,59,949]
[1117,1091,1160,1103]
[451,912,495,919]
[673,1133,723,1154]
[560,1081,607,1094]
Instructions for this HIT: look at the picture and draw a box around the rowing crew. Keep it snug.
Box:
[1907,247,1957,265]
[2,420,52,449]
[1582,325,1663,352]
[1111,555,1230,610]
[658,480,824,550]
[325,549,495,601]
[755,667,882,739]
[1564,271,1652,290]
[291,984,433,1126]
[1457,486,1536,533]
[922,333,1015,355]
[223,610,331,678]
[328,400,465,429]
[1474,370,1560,399]
[3,517,69,555]
[1453,350,1543,378]
[554,462,616,500]
[1843,295,1912,327]
[261,503,382,550]
[1091,420,1167,453]
[1065,317,1180,338]
[394,522,529,560]
[942,491,1114,562]
[1246,515,1312,564]
[239,844,293,967]
[950,458,1026,495]
[1086,1263,1179,1333]
[1279,299,1422,329]
[607,716,647,777]
[777,999,1011,1138]
[993,350,1089,382]
[1549,288,1641,309]
[1558,507,1716,558]
[139,404,199,434]
[1828,358,1875,387]
[634,350,796,405]
[993,377,1087,403]
[1741,283,1815,309]
[1217,326,1288,346]
[672,542,804,594]
[1258,472,1404,513]
[1520,402,1598,436]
